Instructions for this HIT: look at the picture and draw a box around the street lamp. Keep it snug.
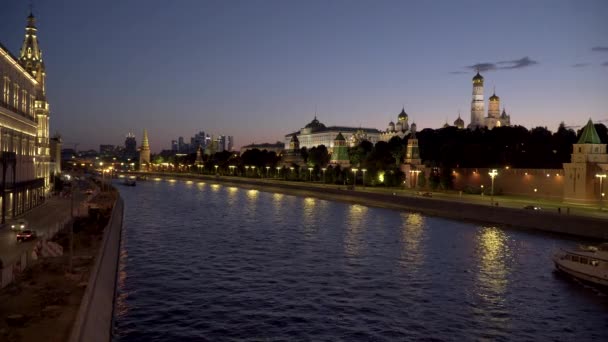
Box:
[245,165,250,177]
[214,165,219,174]
[361,169,367,187]
[276,166,281,179]
[489,169,498,205]
[597,173,607,210]
[229,165,235,175]
[322,167,326,183]
[308,167,313,181]
[266,166,270,178]
[251,166,256,177]
[352,168,359,188]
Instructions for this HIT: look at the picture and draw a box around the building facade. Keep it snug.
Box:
[124,133,137,160]
[139,128,150,170]
[379,108,412,141]
[285,117,381,151]
[0,12,50,222]
[563,120,608,203]
[328,133,350,168]
[468,72,511,129]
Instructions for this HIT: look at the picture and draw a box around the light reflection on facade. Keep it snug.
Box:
[344,204,367,257]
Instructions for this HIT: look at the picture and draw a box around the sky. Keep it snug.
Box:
[1,0,607,152]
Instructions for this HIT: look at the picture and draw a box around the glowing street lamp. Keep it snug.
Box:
[251,166,256,177]
[597,173,607,210]
[245,165,250,177]
[361,169,367,187]
[322,167,327,183]
[214,165,219,174]
[276,166,281,178]
[229,165,236,175]
[308,167,313,181]
[266,166,270,178]
[489,169,498,205]
[352,168,359,188]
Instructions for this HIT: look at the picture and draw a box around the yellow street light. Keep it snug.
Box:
[489,169,498,205]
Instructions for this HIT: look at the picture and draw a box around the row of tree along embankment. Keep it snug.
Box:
[133,172,608,240]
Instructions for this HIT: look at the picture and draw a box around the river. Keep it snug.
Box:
[112,179,608,341]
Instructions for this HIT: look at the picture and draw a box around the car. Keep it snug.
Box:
[421,192,433,197]
[10,219,28,231]
[16,230,36,242]
[524,205,541,210]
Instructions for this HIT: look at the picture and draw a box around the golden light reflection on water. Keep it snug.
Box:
[475,226,510,307]
[211,184,221,192]
[344,204,368,257]
[247,189,259,199]
[301,197,317,237]
[400,212,426,269]
[185,180,193,185]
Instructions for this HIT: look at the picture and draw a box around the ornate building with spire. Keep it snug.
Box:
[0,11,50,221]
[139,129,151,170]
[329,133,350,168]
[563,120,608,203]
[379,108,411,141]
[285,116,380,151]
[467,72,511,129]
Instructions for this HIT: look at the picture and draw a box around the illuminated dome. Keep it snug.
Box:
[472,72,484,83]
[304,116,326,130]
[489,93,500,101]
[454,115,464,127]
[398,108,408,121]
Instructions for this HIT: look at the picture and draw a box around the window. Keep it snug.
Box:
[2,77,9,104]
[30,95,35,116]
[13,84,19,108]
[22,89,27,113]
[571,255,579,262]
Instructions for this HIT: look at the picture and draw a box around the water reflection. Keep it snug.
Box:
[344,204,367,257]
[211,184,220,192]
[474,226,511,328]
[302,197,317,238]
[400,212,426,269]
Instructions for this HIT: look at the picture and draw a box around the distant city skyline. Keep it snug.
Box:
[1,0,607,152]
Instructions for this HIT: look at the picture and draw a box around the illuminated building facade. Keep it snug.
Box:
[139,129,150,170]
[285,117,380,151]
[563,120,608,203]
[468,72,511,129]
[0,12,50,222]
[379,108,411,141]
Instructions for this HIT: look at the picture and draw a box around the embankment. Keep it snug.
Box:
[134,172,608,240]
[69,196,124,342]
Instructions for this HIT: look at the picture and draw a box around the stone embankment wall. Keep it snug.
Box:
[69,197,124,342]
[136,172,608,240]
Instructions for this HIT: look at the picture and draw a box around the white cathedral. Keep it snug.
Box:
[467,72,511,129]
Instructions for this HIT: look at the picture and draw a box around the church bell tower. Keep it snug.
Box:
[469,72,485,128]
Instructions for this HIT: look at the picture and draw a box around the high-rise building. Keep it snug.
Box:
[0,11,51,221]
[171,140,178,152]
[216,135,226,153]
[124,133,137,160]
[226,136,234,151]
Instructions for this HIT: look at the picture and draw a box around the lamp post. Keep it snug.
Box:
[229,165,235,175]
[276,166,281,179]
[251,166,256,177]
[214,165,219,175]
[290,167,294,179]
[489,169,498,205]
[413,169,421,188]
[245,165,250,177]
[361,169,367,187]
[266,166,270,178]
[308,167,313,181]
[597,173,607,210]
[352,168,358,189]
[322,167,326,183]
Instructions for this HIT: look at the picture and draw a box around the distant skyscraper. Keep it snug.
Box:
[227,136,234,151]
[125,133,137,160]
[171,140,178,152]
[139,129,151,170]
[216,135,226,153]
[178,136,185,153]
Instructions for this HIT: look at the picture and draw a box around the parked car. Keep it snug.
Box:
[523,205,541,210]
[10,219,28,231]
[16,230,36,242]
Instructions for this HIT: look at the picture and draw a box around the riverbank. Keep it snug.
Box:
[0,189,117,342]
[130,172,608,240]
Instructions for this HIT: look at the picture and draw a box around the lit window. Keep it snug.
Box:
[13,84,19,108]
[22,89,27,113]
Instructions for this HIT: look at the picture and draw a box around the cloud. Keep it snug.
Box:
[462,56,539,73]
[496,56,539,69]
[602,61,608,67]
[466,62,497,72]
[449,71,469,74]
[571,63,589,68]
[592,46,608,52]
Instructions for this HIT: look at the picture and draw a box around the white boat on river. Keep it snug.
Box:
[553,243,608,287]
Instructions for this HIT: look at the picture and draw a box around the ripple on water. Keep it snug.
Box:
[113,181,608,341]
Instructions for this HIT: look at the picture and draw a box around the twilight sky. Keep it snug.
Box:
[1,0,607,152]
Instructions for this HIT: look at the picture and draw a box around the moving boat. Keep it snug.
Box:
[553,243,608,287]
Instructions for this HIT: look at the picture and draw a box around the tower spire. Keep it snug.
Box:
[19,10,46,94]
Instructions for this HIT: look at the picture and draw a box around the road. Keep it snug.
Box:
[0,181,91,266]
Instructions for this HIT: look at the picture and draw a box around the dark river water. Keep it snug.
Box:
[112,179,608,341]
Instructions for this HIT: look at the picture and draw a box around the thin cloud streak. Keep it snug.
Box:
[571,63,589,68]
[463,56,539,73]
[602,61,608,67]
[591,46,608,52]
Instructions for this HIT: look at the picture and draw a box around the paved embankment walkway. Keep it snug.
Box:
[128,172,608,240]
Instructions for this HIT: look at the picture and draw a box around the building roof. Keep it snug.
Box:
[285,126,381,137]
[335,132,345,141]
[398,108,408,120]
[489,93,500,101]
[473,72,484,82]
[304,116,326,130]
[577,119,602,144]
